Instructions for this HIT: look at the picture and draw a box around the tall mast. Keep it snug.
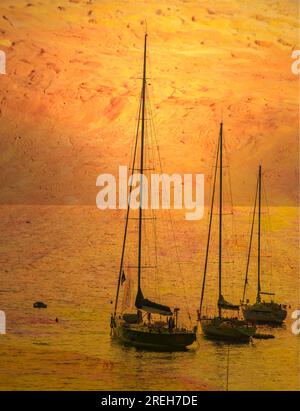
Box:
[218,122,223,317]
[113,98,142,318]
[199,135,219,318]
[242,172,259,304]
[257,164,262,303]
[137,33,147,292]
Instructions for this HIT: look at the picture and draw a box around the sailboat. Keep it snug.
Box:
[110,33,196,351]
[242,165,287,324]
[198,123,256,342]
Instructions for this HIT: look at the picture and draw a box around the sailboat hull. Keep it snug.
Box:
[201,318,256,342]
[243,303,287,324]
[113,323,196,351]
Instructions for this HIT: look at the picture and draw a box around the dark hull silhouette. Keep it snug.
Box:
[113,322,196,351]
[243,303,287,324]
[201,318,256,342]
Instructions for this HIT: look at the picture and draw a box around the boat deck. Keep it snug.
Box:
[119,321,193,335]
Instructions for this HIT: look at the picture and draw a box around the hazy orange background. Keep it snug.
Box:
[0,1,299,391]
[0,0,298,206]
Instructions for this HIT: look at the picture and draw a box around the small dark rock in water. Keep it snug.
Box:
[55,317,58,322]
[26,220,31,224]
[33,301,47,309]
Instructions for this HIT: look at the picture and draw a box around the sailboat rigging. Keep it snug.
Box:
[198,123,256,342]
[110,33,196,350]
[242,165,287,324]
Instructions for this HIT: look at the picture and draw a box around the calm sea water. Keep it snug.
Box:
[0,205,298,390]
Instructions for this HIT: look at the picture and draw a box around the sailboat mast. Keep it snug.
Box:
[218,122,223,317]
[257,164,262,303]
[137,33,147,292]
[199,137,219,318]
[242,174,259,304]
[113,97,142,318]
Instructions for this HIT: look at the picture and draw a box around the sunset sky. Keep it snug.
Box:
[0,0,298,206]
